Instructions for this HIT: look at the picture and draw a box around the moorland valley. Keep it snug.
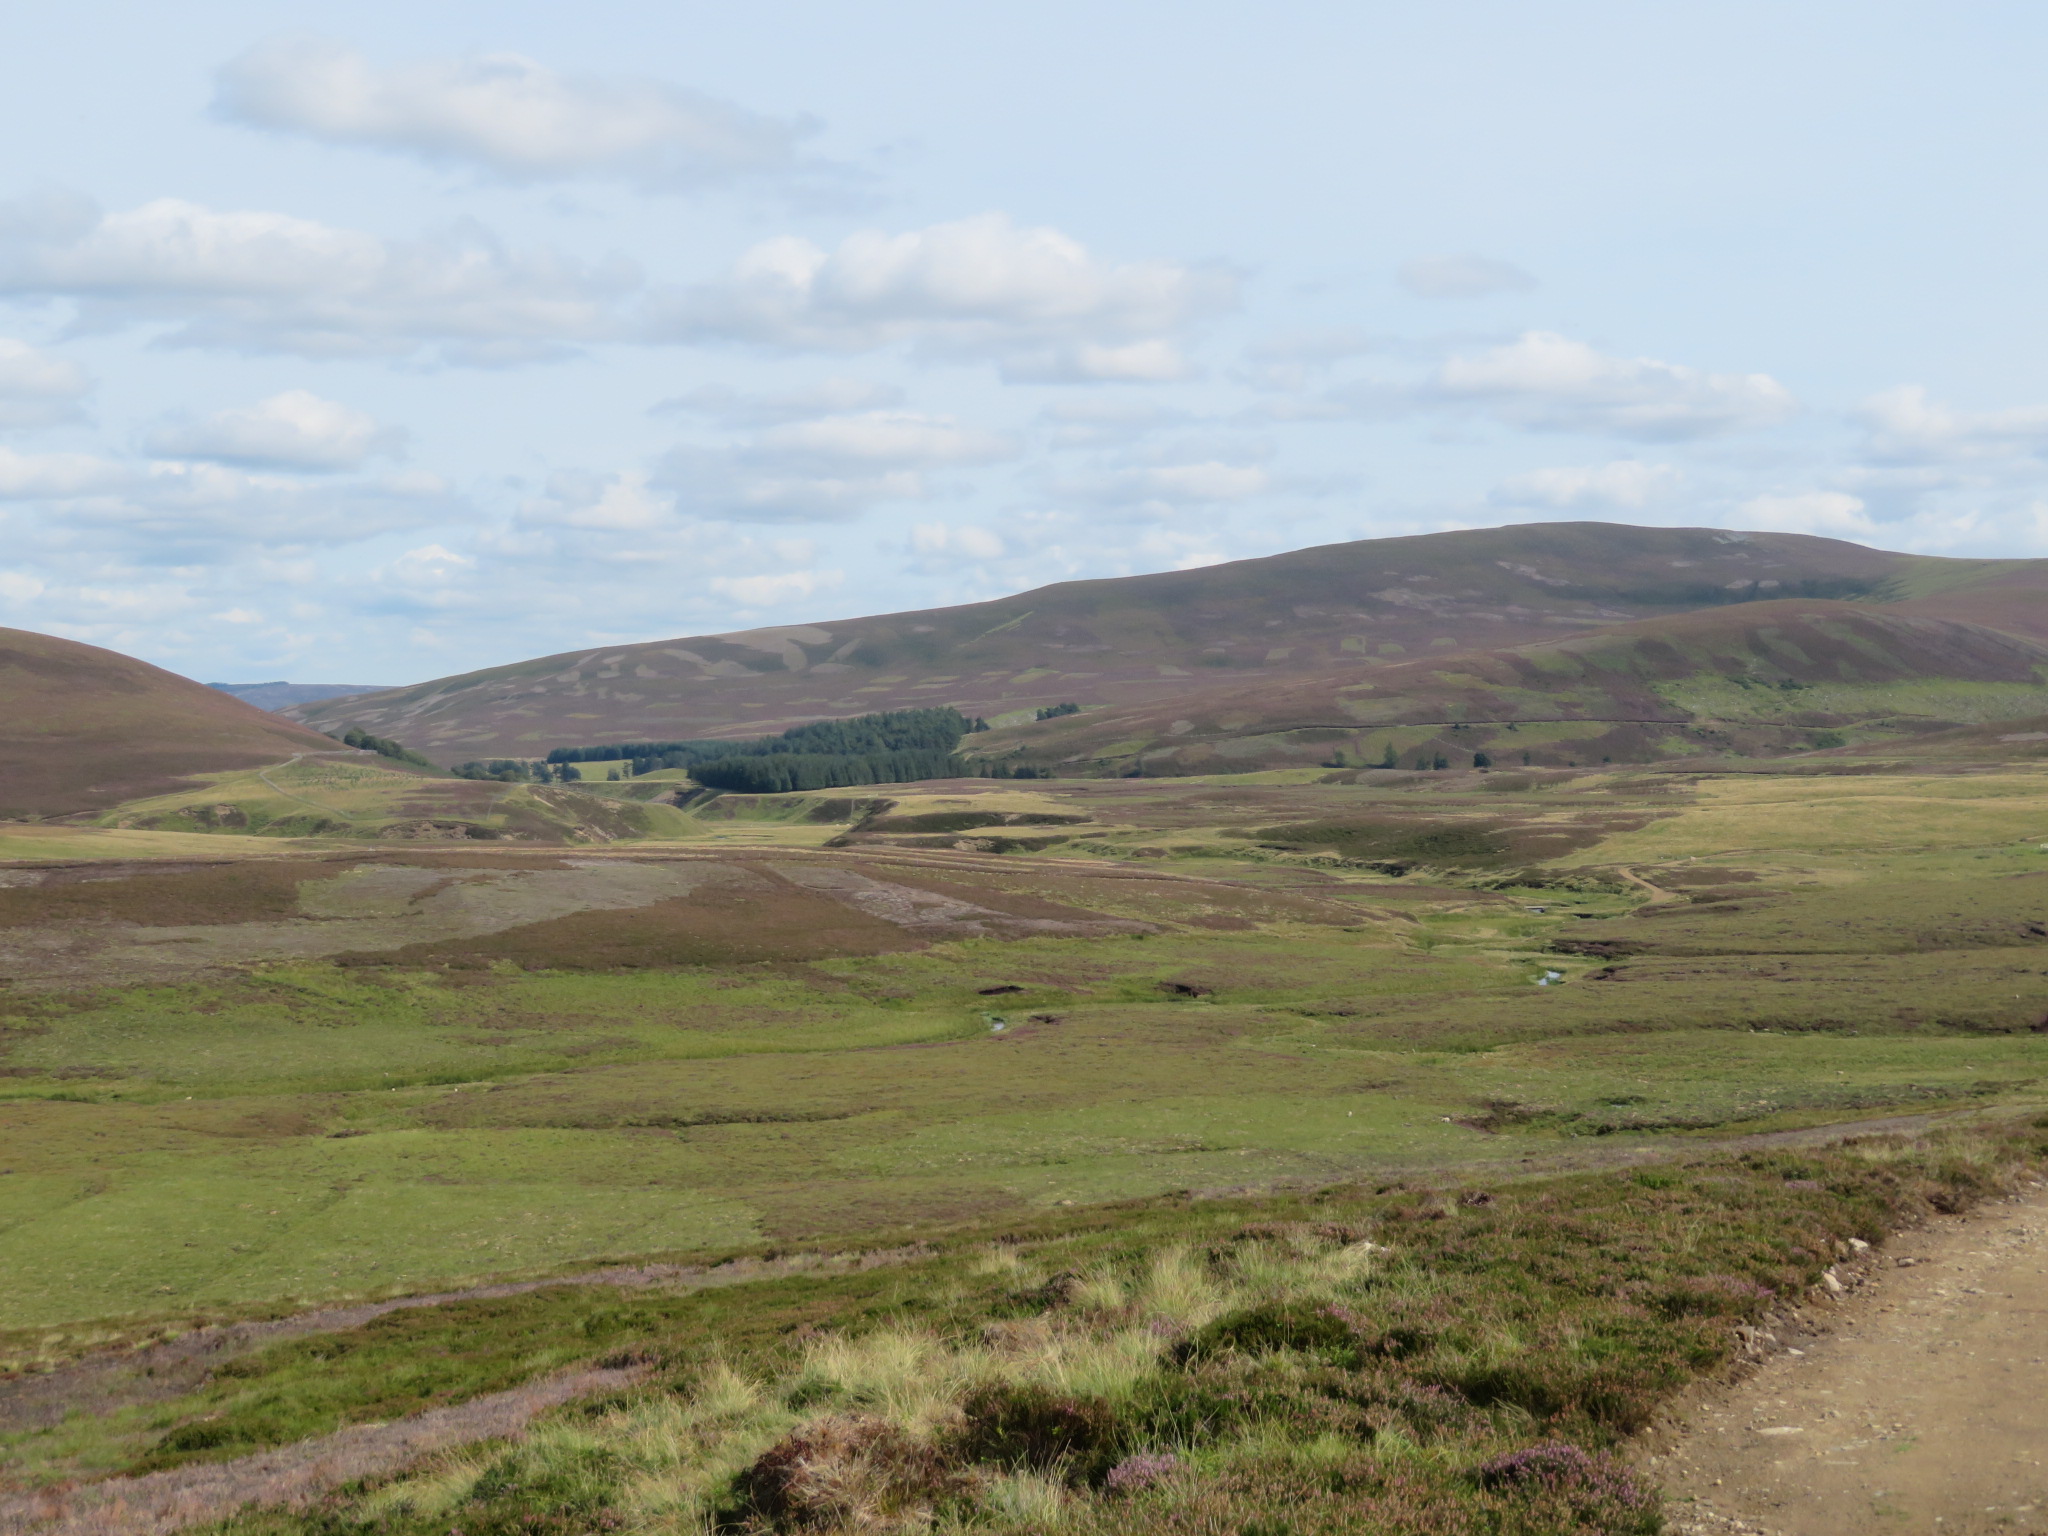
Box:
[2,519,2047,1536]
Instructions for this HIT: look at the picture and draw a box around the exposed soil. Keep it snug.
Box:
[0,1247,927,1439]
[1654,1179,2048,1535]
[0,1363,646,1536]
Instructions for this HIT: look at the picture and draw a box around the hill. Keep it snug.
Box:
[284,523,1936,762]
[208,681,395,711]
[0,627,341,818]
[972,601,2048,774]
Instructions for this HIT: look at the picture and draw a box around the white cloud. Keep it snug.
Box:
[1855,384,2048,463]
[654,377,905,425]
[379,543,475,586]
[754,410,1016,469]
[147,389,404,470]
[1735,490,1874,538]
[652,212,1233,360]
[1002,339,1197,383]
[0,337,90,428]
[652,409,1015,524]
[4,457,464,552]
[1138,461,1270,500]
[565,472,672,531]
[1436,331,1796,439]
[710,568,841,607]
[216,37,813,190]
[1398,254,1537,299]
[1494,459,1677,509]
[910,521,1005,560]
[0,192,630,362]
[0,447,127,497]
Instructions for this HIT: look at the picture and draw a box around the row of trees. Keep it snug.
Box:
[450,759,584,783]
[328,727,435,769]
[690,747,967,793]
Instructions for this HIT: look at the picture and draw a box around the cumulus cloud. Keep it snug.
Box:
[753,410,1015,470]
[1397,254,1537,299]
[710,567,841,608]
[146,389,404,470]
[1435,331,1796,439]
[1735,490,1874,539]
[0,192,631,362]
[216,37,814,190]
[0,447,127,498]
[0,337,90,428]
[653,377,905,425]
[1855,384,2048,463]
[910,521,1005,560]
[651,213,1233,362]
[1493,459,1678,509]
[654,408,1015,523]
[1001,338,1197,383]
[0,450,461,553]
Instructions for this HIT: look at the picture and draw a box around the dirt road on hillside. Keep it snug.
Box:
[1657,1182,2048,1536]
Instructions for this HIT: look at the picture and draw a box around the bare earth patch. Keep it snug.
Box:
[1656,1181,2048,1535]
[0,1363,645,1536]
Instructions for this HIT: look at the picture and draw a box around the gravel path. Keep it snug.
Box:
[1656,1180,2048,1535]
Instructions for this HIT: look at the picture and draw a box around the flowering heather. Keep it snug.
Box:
[1105,1453,1182,1495]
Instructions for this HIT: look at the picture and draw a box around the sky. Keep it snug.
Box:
[3,2,2047,685]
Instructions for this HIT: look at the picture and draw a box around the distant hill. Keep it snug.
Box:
[0,628,338,818]
[208,681,394,711]
[972,600,2048,774]
[286,523,1953,763]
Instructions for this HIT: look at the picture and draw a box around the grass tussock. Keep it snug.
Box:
[199,1121,2046,1536]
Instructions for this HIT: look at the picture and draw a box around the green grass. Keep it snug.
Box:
[54,1121,2039,1536]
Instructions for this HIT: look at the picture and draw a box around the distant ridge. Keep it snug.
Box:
[289,522,1970,763]
[1,629,336,818]
[208,681,395,711]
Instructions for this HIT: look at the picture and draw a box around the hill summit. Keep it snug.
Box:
[0,628,337,818]
[287,522,1989,764]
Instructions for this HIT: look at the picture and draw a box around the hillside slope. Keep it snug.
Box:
[287,523,1929,763]
[0,628,338,817]
[973,601,2048,774]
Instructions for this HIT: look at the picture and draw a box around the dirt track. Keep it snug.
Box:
[1657,1180,2048,1535]
[0,1363,644,1536]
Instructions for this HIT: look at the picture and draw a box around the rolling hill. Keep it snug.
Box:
[284,523,1932,762]
[968,600,2048,775]
[282,521,2048,774]
[0,627,341,818]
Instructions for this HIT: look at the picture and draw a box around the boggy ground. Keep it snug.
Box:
[2,763,2048,1335]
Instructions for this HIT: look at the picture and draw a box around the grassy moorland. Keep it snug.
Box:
[2,751,2046,1531]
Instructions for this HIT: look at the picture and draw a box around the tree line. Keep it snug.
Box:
[327,727,436,770]
[546,707,994,789]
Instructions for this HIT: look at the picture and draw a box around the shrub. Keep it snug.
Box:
[1184,1301,1363,1364]
[731,1414,966,1530]
[951,1381,1120,1482]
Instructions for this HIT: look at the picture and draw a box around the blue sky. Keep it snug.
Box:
[2,1,2045,683]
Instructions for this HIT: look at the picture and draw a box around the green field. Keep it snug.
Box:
[4,751,2048,1531]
